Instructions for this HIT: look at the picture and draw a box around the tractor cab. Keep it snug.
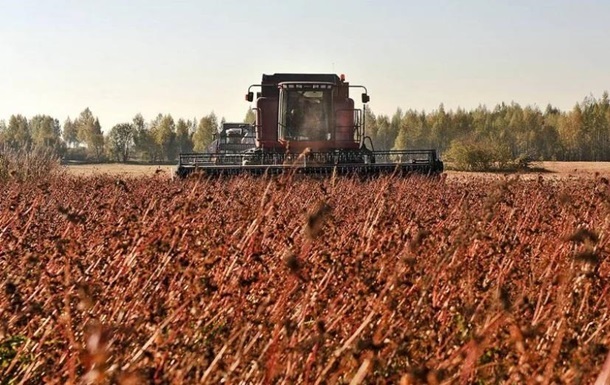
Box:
[244,73,368,153]
[278,82,334,144]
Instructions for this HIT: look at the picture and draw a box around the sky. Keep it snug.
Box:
[1,0,609,131]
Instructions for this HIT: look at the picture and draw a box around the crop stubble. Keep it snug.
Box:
[1,172,610,383]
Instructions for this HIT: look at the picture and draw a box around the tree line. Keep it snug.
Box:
[366,91,610,169]
[0,91,608,167]
[0,108,225,163]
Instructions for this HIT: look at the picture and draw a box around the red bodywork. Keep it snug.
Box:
[253,73,360,153]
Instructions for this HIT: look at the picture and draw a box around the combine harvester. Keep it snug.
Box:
[176,73,443,177]
[205,122,256,154]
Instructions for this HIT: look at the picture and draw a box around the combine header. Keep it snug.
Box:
[176,73,443,177]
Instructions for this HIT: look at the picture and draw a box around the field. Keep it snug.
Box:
[63,161,610,179]
[2,166,610,383]
[64,163,175,177]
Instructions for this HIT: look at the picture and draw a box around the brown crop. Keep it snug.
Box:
[1,173,610,384]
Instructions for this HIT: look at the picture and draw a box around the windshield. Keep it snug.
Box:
[280,88,333,141]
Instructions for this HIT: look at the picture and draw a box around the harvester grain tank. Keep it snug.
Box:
[176,73,443,177]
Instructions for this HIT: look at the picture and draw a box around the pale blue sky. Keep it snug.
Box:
[1,0,609,130]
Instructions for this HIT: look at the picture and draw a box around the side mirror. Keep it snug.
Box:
[361,93,370,103]
[245,92,254,102]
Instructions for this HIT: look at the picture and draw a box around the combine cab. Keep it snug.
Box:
[176,73,443,177]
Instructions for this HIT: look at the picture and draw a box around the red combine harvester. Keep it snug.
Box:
[176,73,443,177]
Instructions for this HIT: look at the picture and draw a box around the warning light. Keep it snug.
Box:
[340,74,345,81]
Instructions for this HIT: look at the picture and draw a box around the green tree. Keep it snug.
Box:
[363,108,378,149]
[193,112,218,152]
[74,108,104,160]
[471,105,492,139]
[446,138,495,171]
[107,123,135,162]
[521,105,544,159]
[393,127,408,150]
[147,114,164,161]
[0,120,6,149]
[450,107,473,141]
[30,115,62,151]
[90,118,105,161]
[375,115,394,150]
[598,91,610,160]
[75,108,95,145]
[176,118,193,154]
[581,93,610,160]
[4,115,31,150]
[191,117,197,135]
[388,108,402,148]
[63,117,79,147]
[395,109,424,150]
[429,104,450,151]
[132,113,158,162]
[540,105,562,160]
[559,104,583,160]
[154,114,177,161]
[244,108,256,124]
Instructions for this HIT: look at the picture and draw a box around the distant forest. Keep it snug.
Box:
[1,91,609,169]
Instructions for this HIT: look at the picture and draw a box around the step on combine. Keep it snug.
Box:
[176,73,443,177]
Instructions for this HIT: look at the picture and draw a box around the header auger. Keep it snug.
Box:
[176,73,443,178]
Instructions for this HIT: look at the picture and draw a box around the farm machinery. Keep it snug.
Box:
[176,73,443,177]
[205,122,256,154]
